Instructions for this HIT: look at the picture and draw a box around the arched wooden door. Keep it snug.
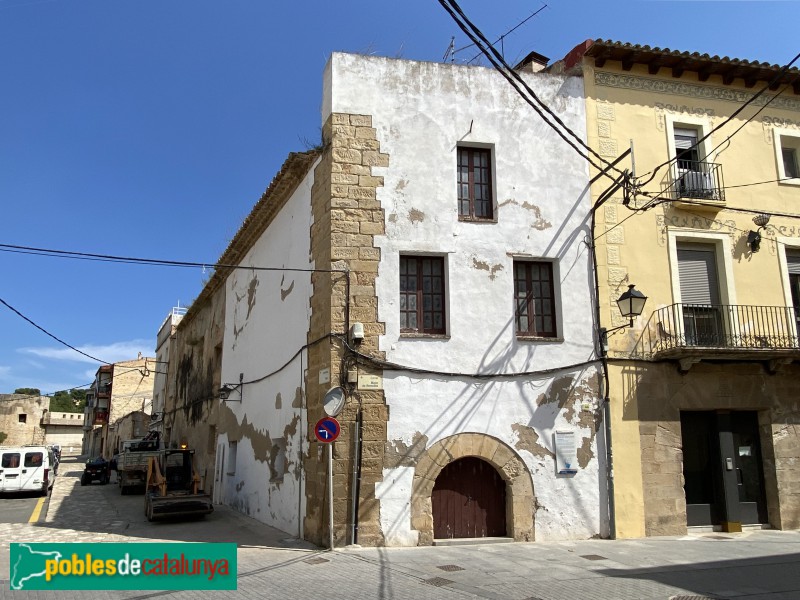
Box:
[432,457,506,539]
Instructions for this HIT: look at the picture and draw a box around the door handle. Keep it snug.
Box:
[21,469,27,473]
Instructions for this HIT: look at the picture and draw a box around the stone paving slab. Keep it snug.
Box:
[1,456,800,599]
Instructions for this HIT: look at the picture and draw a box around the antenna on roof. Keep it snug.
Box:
[458,3,549,65]
[443,36,455,63]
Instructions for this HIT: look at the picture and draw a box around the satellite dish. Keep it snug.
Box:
[322,386,346,417]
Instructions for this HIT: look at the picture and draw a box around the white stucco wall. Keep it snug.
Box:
[326,54,605,543]
[218,163,318,536]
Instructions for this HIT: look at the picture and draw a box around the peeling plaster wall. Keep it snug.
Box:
[165,291,224,496]
[219,165,317,536]
[327,55,604,544]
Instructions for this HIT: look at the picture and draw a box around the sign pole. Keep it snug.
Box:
[327,442,334,550]
[314,416,340,552]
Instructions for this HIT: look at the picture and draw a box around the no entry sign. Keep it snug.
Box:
[314,417,341,443]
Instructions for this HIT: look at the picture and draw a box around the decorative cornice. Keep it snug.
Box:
[595,71,800,112]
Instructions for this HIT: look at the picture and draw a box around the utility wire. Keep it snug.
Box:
[463,4,548,64]
[726,177,799,189]
[0,243,345,274]
[337,335,600,380]
[0,296,111,365]
[437,0,625,182]
[636,50,800,186]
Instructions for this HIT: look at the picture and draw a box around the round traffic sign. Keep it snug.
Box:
[314,417,341,443]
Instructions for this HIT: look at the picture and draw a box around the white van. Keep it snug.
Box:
[0,446,56,495]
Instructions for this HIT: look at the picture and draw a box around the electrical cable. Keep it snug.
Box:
[437,0,625,182]
[0,296,111,365]
[636,50,800,186]
[726,177,799,189]
[237,333,337,386]
[0,243,346,275]
[463,3,548,64]
[338,334,600,380]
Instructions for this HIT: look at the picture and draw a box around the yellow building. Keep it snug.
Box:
[557,40,800,537]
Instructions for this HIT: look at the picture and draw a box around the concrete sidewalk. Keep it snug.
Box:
[1,455,799,599]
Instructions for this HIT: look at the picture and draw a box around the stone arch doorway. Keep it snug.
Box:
[411,433,535,545]
[432,456,506,538]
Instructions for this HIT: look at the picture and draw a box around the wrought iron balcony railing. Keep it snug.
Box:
[665,160,725,202]
[644,303,800,356]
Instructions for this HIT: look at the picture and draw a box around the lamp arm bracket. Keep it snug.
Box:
[600,318,635,339]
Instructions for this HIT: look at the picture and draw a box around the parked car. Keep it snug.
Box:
[81,457,109,486]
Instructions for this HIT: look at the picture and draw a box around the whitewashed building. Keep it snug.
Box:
[209,52,606,546]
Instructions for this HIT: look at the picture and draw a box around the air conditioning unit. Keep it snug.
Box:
[680,171,715,199]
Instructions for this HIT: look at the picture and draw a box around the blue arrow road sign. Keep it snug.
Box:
[315,417,340,443]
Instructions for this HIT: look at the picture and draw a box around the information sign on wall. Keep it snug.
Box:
[358,374,383,390]
[555,430,578,475]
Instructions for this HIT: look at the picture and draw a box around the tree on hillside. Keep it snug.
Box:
[49,389,87,413]
[13,387,41,396]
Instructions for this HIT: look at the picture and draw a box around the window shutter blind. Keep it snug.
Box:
[677,244,720,305]
[674,128,698,149]
[787,251,800,275]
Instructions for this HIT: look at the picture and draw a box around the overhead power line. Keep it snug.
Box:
[636,50,800,187]
[0,243,344,274]
[437,0,625,182]
[0,296,111,365]
[464,4,548,64]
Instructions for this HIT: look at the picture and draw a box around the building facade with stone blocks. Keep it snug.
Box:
[160,278,226,501]
[107,410,150,457]
[196,52,607,547]
[559,39,800,537]
[0,394,48,446]
[82,358,155,458]
[321,53,606,546]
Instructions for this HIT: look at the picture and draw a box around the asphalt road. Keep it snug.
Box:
[0,490,47,524]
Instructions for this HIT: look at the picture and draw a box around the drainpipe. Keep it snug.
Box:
[350,401,362,545]
[591,204,616,540]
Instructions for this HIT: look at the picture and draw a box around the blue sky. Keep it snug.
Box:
[1,0,798,395]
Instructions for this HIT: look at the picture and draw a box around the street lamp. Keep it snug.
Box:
[219,373,244,402]
[600,284,648,355]
[747,213,770,253]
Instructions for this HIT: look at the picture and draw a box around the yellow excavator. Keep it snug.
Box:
[144,448,213,521]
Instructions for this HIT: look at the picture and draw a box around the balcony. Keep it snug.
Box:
[664,160,725,208]
[643,303,800,371]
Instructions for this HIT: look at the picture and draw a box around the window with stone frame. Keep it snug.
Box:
[399,255,446,335]
[774,129,800,185]
[457,146,494,220]
[514,261,557,338]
